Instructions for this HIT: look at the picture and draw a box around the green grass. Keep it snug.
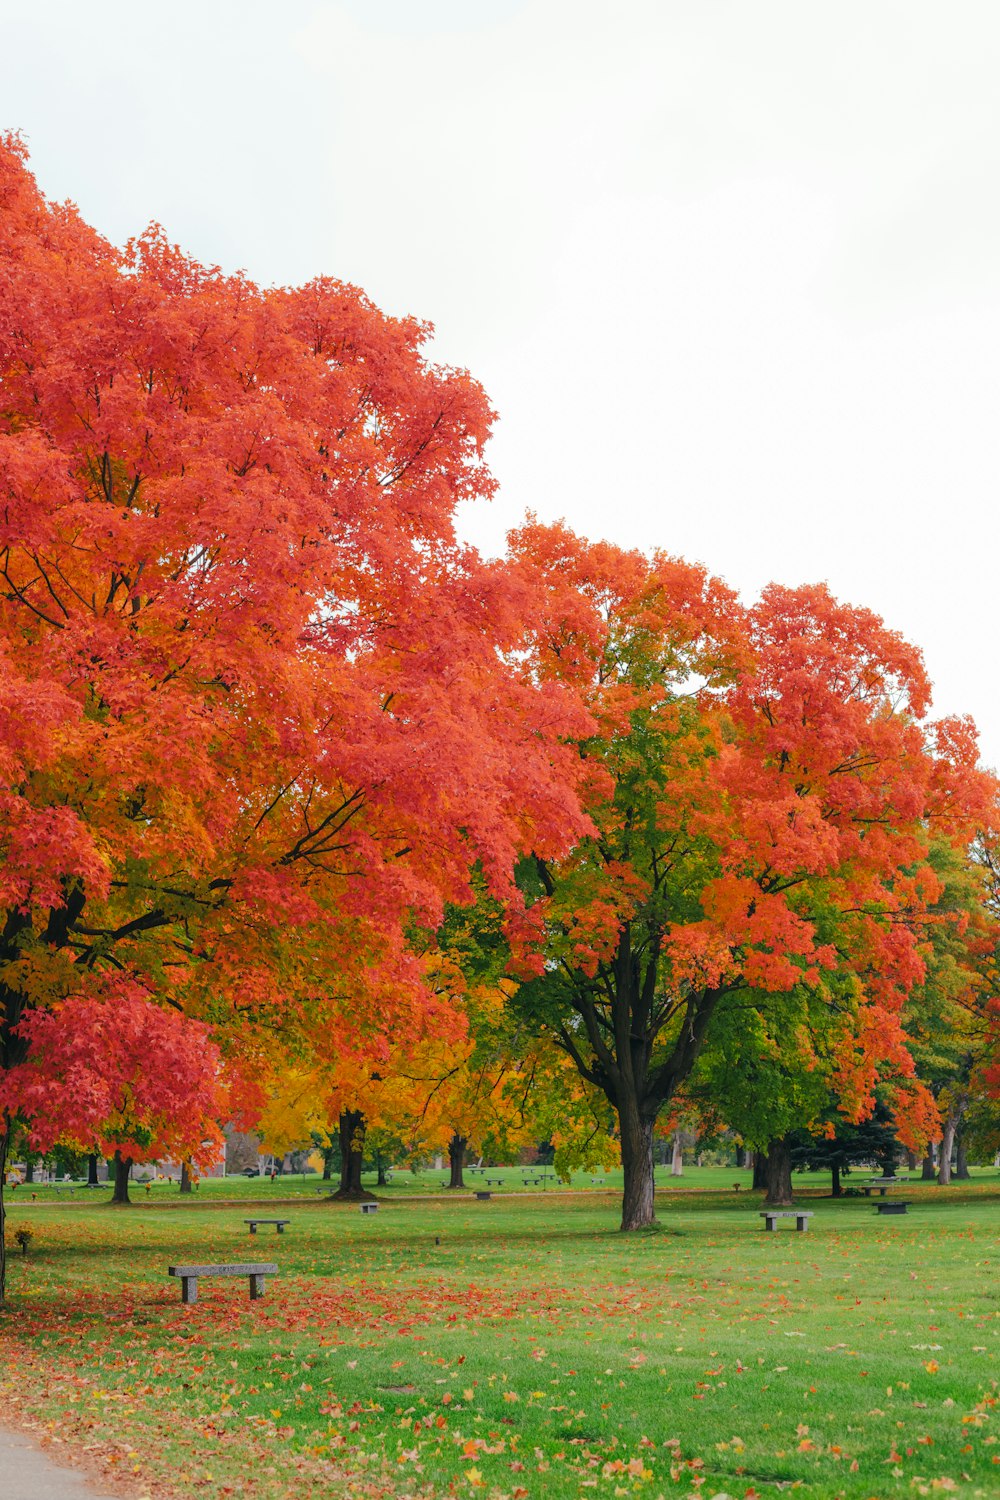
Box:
[16,1162,1000,1204]
[3,1183,1000,1499]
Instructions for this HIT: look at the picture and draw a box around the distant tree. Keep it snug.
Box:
[788,1103,900,1196]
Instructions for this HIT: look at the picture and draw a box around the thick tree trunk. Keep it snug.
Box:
[905,1149,918,1171]
[87,1153,99,1186]
[921,1143,936,1181]
[322,1144,336,1181]
[376,1151,388,1187]
[180,1161,192,1194]
[763,1138,794,1206]
[752,1152,768,1191]
[24,1157,34,1185]
[620,1104,656,1230]
[0,1125,8,1303]
[670,1133,683,1176]
[735,1145,748,1169]
[831,1162,841,1198]
[447,1134,467,1189]
[332,1110,368,1199]
[955,1134,970,1180]
[111,1151,132,1206]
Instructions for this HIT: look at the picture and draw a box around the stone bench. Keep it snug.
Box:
[760,1210,813,1232]
[484,1176,504,1186]
[474,1190,492,1200]
[168,1262,277,1304]
[244,1219,290,1234]
[360,1202,379,1215]
[875,1200,911,1215]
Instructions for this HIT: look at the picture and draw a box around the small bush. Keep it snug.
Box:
[13,1225,34,1255]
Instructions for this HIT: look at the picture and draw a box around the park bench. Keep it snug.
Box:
[360,1202,379,1215]
[474,1190,492,1200]
[168,1261,277,1304]
[874,1200,911,1215]
[863,1177,907,1197]
[760,1210,813,1233]
[484,1176,504,1186]
[244,1218,290,1234]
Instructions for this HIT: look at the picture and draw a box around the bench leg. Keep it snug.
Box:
[796,1216,808,1231]
[248,1223,257,1234]
[276,1224,284,1234]
[249,1275,266,1300]
[764,1218,776,1231]
[181,1277,197,1305]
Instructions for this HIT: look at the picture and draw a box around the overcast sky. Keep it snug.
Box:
[6,1,1000,763]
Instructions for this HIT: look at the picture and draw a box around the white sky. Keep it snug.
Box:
[6,1,1000,764]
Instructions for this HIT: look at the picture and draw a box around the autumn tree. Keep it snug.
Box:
[507,522,994,1230]
[0,139,590,1298]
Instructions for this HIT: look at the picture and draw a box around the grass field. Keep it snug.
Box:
[2,1177,1000,1499]
[11,1162,1000,1203]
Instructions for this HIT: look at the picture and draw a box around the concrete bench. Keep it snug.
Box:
[484,1176,504,1186]
[244,1219,290,1234]
[360,1202,379,1215]
[474,1190,492,1201]
[168,1262,277,1304]
[863,1178,906,1196]
[760,1210,813,1232]
[875,1200,911,1215]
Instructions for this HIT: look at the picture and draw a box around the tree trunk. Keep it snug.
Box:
[87,1153,99,1186]
[921,1143,936,1180]
[0,1125,9,1303]
[332,1110,368,1198]
[939,1095,967,1187]
[619,1104,655,1231]
[111,1151,132,1206]
[180,1161,192,1194]
[24,1156,34,1185]
[905,1149,918,1171]
[752,1152,768,1191]
[735,1145,748,1169]
[763,1138,794,1206]
[322,1144,336,1181]
[670,1133,683,1176]
[831,1161,841,1198]
[447,1133,467,1189]
[955,1134,970,1180]
[376,1151,387,1187]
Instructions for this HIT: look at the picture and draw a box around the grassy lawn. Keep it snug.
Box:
[15,1163,1000,1205]
[2,1183,1000,1499]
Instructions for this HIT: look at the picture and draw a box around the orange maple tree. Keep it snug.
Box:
[507,522,996,1228]
[0,138,589,1295]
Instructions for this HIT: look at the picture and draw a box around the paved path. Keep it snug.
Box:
[0,1426,120,1498]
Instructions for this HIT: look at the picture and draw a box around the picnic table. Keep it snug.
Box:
[168,1261,277,1304]
[864,1177,907,1197]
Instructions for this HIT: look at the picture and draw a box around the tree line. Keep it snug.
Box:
[1,133,998,1298]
